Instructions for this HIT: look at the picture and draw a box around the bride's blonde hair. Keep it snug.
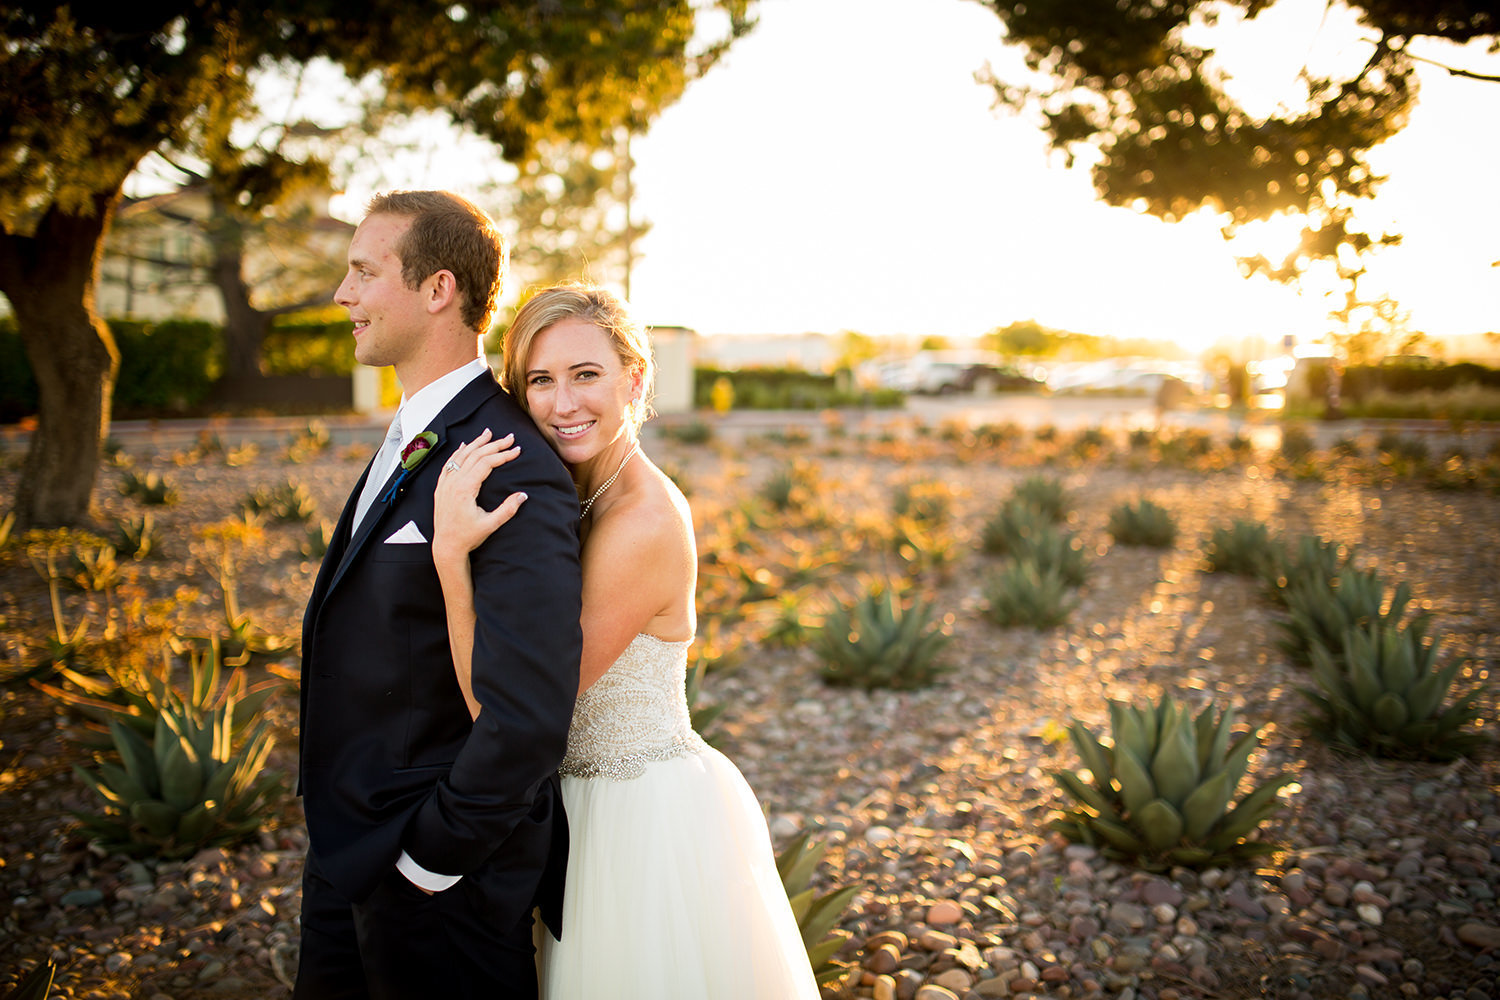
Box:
[501,285,655,435]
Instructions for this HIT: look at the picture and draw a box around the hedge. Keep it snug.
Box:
[691,366,902,410]
[0,315,358,420]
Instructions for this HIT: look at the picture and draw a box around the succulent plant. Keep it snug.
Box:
[1107,498,1178,549]
[1203,518,1277,577]
[982,559,1078,629]
[892,480,952,526]
[4,958,56,1000]
[1259,533,1354,606]
[118,469,178,505]
[1276,566,1405,668]
[1302,618,1488,761]
[980,498,1052,557]
[41,637,280,746]
[775,833,861,987]
[814,583,951,690]
[1011,474,1069,522]
[72,683,283,858]
[1050,694,1293,870]
[1010,524,1090,588]
[683,656,726,748]
[113,512,160,560]
[888,515,957,577]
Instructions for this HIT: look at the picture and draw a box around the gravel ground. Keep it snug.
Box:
[1,417,1497,1000]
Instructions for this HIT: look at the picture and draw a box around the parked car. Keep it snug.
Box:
[867,352,1042,395]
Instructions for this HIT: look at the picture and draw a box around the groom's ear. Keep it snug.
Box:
[424,270,458,315]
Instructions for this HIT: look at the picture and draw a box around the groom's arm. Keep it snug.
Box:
[400,433,582,879]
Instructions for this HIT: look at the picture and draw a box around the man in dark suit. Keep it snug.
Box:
[295,190,582,1000]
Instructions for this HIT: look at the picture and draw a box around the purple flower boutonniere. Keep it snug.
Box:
[381,430,440,504]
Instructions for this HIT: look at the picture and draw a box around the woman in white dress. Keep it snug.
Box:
[430,285,820,999]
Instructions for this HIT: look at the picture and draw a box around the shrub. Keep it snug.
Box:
[1050,694,1293,870]
[111,319,222,415]
[982,559,1078,629]
[1302,618,1488,761]
[1107,499,1178,549]
[814,584,951,690]
[659,419,714,445]
[1203,519,1276,577]
[1279,424,1316,463]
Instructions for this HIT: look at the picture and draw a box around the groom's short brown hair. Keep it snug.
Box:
[365,190,505,333]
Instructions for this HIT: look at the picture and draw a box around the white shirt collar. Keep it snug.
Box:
[397,357,490,440]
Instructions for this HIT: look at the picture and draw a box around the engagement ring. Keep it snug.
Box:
[444,461,461,473]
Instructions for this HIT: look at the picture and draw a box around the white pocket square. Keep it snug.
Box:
[384,521,428,544]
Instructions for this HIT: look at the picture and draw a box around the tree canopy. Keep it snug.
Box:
[0,0,755,527]
[973,0,1496,287]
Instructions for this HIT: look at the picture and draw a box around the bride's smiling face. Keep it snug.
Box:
[524,317,641,465]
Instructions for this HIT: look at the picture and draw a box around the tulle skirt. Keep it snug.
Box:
[539,747,820,999]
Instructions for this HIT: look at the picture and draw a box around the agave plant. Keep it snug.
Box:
[980,498,1057,557]
[40,637,280,747]
[114,512,160,560]
[73,689,283,858]
[1259,534,1354,607]
[775,833,862,987]
[1203,519,1277,577]
[982,559,1078,629]
[3,959,56,1000]
[1010,474,1069,522]
[118,469,178,505]
[1302,618,1487,761]
[683,656,726,748]
[1009,524,1090,588]
[1050,694,1293,870]
[1276,566,1406,668]
[892,480,952,526]
[814,583,951,690]
[1107,499,1177,549]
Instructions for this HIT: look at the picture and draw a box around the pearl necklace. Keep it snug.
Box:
[579,444,638,518]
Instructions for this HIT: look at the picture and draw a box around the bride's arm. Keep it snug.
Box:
[433,429,527,720]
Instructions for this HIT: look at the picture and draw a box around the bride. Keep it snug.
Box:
[431,285,821,998]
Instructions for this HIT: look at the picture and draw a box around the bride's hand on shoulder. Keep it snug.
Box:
[433,428,527,564]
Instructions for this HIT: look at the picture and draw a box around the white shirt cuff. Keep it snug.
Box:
[396,850,462,892]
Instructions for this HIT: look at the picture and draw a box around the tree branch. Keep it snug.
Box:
[1397,47,1500,82]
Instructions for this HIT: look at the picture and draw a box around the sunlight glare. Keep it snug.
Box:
[1228,213,1308,266]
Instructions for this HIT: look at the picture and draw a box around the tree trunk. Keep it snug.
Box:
[212,230,272,380]
[0,192,122,528]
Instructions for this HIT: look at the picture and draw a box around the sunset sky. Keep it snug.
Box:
[318,0,1499,354]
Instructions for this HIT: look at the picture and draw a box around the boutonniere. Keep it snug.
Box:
[381,430,439,504]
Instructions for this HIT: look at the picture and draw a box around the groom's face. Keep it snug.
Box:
[336,212,431,371]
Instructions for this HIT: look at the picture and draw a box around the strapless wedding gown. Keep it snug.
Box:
[539,633,820,999]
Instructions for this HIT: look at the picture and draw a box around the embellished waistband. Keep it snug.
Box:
[559,732,709,781]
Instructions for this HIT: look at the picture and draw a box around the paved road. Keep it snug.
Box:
[1,392,1491,455]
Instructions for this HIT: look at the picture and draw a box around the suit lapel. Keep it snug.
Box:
[320,371,502,600]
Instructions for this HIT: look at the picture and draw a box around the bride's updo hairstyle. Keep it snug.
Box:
[501,284,656,436]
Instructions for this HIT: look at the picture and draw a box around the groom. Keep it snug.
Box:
[295,190,582,999]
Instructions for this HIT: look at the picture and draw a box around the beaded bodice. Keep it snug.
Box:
[559,633,708,780]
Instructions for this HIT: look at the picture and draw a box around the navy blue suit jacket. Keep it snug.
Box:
[298,369,582,935]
